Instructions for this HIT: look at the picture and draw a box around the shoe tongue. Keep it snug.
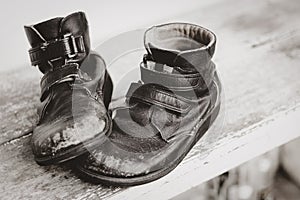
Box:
[60,12,89,39]
[60,12,90,56]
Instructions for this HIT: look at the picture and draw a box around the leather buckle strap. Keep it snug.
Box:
[126,82,191,115]
[140,62,208,91]
[142,54,215,91]
[40,63,79,101]
[29,33,85,66]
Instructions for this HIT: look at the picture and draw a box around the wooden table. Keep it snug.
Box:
[1,0,300,199]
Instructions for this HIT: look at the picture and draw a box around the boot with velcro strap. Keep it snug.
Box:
[75,23,222,186]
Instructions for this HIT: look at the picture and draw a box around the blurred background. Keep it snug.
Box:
[172,137,300,200]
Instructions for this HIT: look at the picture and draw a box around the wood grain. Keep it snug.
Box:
[1,0,300,199]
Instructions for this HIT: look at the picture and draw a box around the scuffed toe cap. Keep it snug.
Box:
[31,113,109,160]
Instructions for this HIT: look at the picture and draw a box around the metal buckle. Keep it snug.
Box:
[63,33,78,58]
[29,33,85,66]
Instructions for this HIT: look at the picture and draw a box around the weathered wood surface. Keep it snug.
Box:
[1,0,300,199]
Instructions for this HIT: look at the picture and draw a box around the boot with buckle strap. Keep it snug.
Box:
[74,23,222,186]
[24,12,113,165]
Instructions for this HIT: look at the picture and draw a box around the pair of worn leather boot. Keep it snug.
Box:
[24,12,221,186]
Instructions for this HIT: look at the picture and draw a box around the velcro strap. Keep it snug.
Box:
[40,63,79,101]
[29,34,85,66]
[140,62,207,91]
[126,82,191,114]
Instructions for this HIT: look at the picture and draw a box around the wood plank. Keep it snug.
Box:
[0,135,122,199]
[0,68,39,145]
[1,0,300,199]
